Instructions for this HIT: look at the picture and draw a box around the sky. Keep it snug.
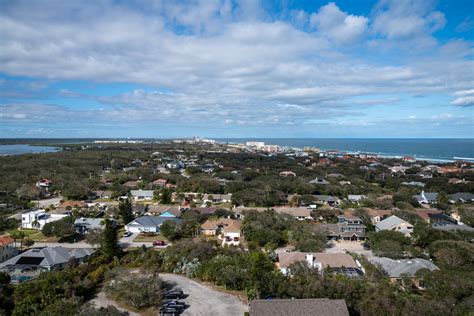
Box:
[0,0,473,138]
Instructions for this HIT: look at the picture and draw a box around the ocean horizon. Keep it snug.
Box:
[0,138,473,162]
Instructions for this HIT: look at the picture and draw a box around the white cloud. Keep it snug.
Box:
[372,0,446,39]
[451,89,474,107]
[310,2,368,44]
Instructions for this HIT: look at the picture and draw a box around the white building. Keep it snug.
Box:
[246,141,265,148]
[21,210,69,229]
[130,190,154,201]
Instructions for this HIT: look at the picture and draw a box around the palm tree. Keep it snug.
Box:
[32,219,40,229]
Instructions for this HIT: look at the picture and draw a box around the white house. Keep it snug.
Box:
[125,216,181,233]
[130,190,154,201]
[202,193,232,204]
[21,210,69,229]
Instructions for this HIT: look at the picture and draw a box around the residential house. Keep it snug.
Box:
[278,252,363,277]
[92,190,112,199]
[390,165,409,174]
[221,220,241,246]
[157,207,182,218]
[232,207,268,219]
[192,206,218,215]
[21,209,69,229]
[166,161,185,169]
[416,209,441,223]
[416,171,433,179]
[0,247,94,283]
[432,223,474,232]
[448,178,469,184]
[152,179,168,187]
[123,180,139,189]
[309,178,330,185]
[249,299,349,316]
[273,207,313,221]
[403,156,416,163]
[364,209,392,225]
[327,173,344,178]
[318,214,366,242]
[130,190,154,201]
[279,171,296,177]
[202,193,232,204]
[0,236,16,263]
[146,205,181,216]
[313,195,340,207]
[348,195,366,203]
[449,192,474,203]
[35,179,52,189]
[429,213,458,226]
[73,217,115,234]
[125,216,181,233]
[401,181,425,188]
[375,215,414,236]
[370,257,439,289]
[413,191,438,204]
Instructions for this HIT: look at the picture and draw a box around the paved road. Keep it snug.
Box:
[160,273,247,316]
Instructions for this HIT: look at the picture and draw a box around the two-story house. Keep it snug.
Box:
[0,236,16,263]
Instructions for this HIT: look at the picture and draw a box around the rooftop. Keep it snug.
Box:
[249,298,349,316]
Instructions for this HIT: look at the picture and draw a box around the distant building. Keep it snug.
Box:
[202,193,232,204]
[309,178,330,185]
[0,247,94,283]
[246,141,265,148]
[249,299,349,316]
[130,190,154,201]
[35,179,52,189]
[413,191,438,204]
[279,171,296,177]
[21,210,69,230]
[0,236,16,263]
[370,257,438,289]
[278,252,364,277]
[449,192,474,203]
[73,217,116,234]
[318,214,366,242]
[125,216,181,233]
[375,215,414,236]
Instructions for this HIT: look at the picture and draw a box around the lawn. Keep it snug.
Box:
[8,228,58,242]
[133,234,168,242]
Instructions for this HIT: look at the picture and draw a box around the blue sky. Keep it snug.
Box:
[0,0,473,138]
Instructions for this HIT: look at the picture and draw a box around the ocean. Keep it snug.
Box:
[217,138,474,162]
[0,144,59,156]
[0,138,472,162]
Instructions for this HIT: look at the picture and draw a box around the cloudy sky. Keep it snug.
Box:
[0,0,473,138]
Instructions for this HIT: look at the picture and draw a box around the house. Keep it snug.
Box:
[375,215,414,236]
[278,252,363,277]
[157,207,182,218]
[202,193,232,204]
[125,216,181,233]
[313,195,340,207]
[192,206,218,215]
[401,181,425,188]
[249,299,349,316]
[0,236,16,263]
[416,171,433,179]
[130,190,154,201]
[166,161,185,169]
[369,257,439,289]
[416,209,441,223]
[279,171,296,177]
[336,214,366,241]
[327,173,344,178]
[403,156,416,163]
[123,180,139,188]
[152,179,168,187]
[318,214,366,242]
[146,205,181,216]
[0,247,94,283]
[92,190,112,199]
[364,209,392,225]
[221,220,241,246]
[339,181,351,186]
[432,224,474,232]
[309,178,330,185]
[35,179,52,189]
[73,217,115,234]
[200,218,236,236]
[232,207,268,219]
[429,213,458,226]
[348,195,366,203]
[448,178,469,184]
[413,191,438,204]
[273,207,313,220]
[449,192,474,203]
[390,165,409,174]
[21,209,69,229]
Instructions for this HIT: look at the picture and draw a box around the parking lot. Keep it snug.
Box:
[160,273,248,316]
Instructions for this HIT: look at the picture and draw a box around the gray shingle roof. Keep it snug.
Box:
[249,299,349,316]
[449,193,474,202]
[370,257,438,278]
[375,215,412,231]
[0,247,95,268]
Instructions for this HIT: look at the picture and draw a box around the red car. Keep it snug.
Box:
[153,240,166,246]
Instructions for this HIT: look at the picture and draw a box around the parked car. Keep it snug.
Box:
[163,289,184,299]
[163,301,185,312]
[160,306,181,315]
[153,240,167,246]
[123,231,132,237]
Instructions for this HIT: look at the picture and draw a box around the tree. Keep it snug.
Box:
[100,218,122,261]
[118,199,134,224]
[85,228,103,247]
[160,188,172,204]
[41,217,74,238]
[10,230,26,249]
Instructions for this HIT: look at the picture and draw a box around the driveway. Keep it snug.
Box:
[325,241,373,258]
[160,273,247,316]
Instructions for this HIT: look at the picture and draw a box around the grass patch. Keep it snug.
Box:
[133,234,168,242]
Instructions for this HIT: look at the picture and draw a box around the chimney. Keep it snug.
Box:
[305,253,314,267]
